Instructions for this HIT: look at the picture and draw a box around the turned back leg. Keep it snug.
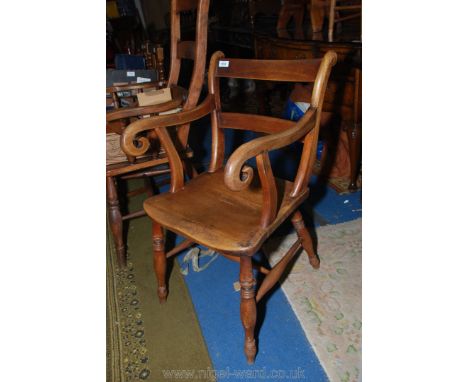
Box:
[291,210,320,269]
[239,256,257,364]
[106,176,126,267]
[152,222,167,303]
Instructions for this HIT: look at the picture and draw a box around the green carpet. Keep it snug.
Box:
[107,182,214,382]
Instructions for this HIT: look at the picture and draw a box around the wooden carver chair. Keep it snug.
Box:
[121,50,337,363]
[106,0,210,268]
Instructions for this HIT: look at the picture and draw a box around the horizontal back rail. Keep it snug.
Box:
[215,58,322,82]
[177,41,196,60]
[219,112,307,143]
[175,0,198,12]
[219,112,296,134]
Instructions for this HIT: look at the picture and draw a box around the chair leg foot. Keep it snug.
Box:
[291,210,320,269]
[107,176,126,267]
[152,222,167,303]
[240,256,257,364]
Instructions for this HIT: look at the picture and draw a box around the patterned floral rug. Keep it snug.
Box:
[264,219,362,382]
[107,225,152,382]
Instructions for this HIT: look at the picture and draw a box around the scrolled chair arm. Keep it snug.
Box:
[120,94,215,157]
[106,86,187,122]
[224,108,318,191]
[106,99,184,122]
[106,81,161,93]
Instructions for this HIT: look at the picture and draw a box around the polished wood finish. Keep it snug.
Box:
[215,58,322,83]
[121,51,337,363]
[106,0,210,267]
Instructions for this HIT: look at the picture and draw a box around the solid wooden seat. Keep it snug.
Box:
[144,169,309,255]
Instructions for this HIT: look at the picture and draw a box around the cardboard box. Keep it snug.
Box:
[137,87,172,107]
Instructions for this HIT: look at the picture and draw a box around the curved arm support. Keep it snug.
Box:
[106,98,184,122]
[106,86,187,122]
[106,81,160,93]
[224,108,318,191]
[120,95,215,157]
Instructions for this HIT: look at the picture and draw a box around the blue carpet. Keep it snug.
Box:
[176,247,328,381]
[308,176,362,225]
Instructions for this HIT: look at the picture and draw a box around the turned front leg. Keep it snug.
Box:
[152,222,167,303]
[106,176,126,267]
[291,210,320,269]
[239,256,257,364]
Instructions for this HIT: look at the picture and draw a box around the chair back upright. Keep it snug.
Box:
[168,0,210,148]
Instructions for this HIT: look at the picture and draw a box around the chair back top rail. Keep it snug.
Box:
[177,40,196,60]
[219,112,296,135]
[215,58,322,83]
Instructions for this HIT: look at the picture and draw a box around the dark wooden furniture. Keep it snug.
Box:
[120,50,337,363]
[254,25,361,190]
[106,0,210,267]
[328,0,361,41]
[277,0,307,40]
[209,0,280,57]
